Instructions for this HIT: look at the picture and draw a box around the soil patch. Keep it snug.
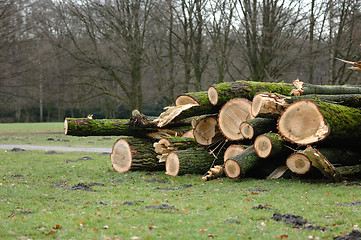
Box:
[334,230,361,240]
[271,213,327,231]
[11,148,25,152]
[154,184,193,191]
[252,204,273,210]
[146,179,168,183]
[123,201,144,206]
[65,182,105,191]
[146,204,175,210]
[336,201,361,206]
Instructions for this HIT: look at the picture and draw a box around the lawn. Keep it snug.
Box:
[0,123,360,239]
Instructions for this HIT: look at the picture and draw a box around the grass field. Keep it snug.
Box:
[0,123,360,239]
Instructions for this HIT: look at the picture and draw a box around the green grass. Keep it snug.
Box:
[0,122,119,148]
[0,123,360,239]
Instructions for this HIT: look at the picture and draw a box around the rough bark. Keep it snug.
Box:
[208,80,294,106]
[165,148,223,176]
[254,133,292,158]
[110,137,163,173]
[193,116,225,145]
[224,146,260,179]
[335,164,361,177]
[240,118,277,139]
[278,99,361,146]
[218,98,253,141]
[65,118,190,138]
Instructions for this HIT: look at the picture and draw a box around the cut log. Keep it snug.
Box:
[65,118,190,138]
[154,137,199,162]
[218,98,253,141]
[208,80,294,106]
[292,79,361,96]
[224,146,260,179]
[286,146,341,182]
[223,144,246,162]
[252,92,361,118]
[181,130,194,138]
[193,116,224,145]
[240,118,277,139]
[110,137,164,173]
[335,164,361,177]
[254,133,292,158]
[278,99,361,146]
[251,93,290,118]
[165,149,223,176]
[175,91,209,106]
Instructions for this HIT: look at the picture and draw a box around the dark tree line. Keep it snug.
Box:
[0,0,360,122]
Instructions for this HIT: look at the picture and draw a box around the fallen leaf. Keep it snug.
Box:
[280,235,288,239]
[93,229,98,232]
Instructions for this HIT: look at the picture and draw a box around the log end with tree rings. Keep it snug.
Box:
[224,159,241,179]
[251,93,264,117]
[175,95,200,106]
[224,145,246,162]
[194,117,222,145]
[181,130,194,138]
[110,139,132,173]
[278,100,329,145]
[254,134,273,158]
[218,98,253,141]
[240,122,254,139]
[165,152,180,176]
[286,153,311,174]
[207,86,219,105]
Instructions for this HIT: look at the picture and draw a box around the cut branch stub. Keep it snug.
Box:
[224,146,260,179]
[240,118,277,140]
[278,100,329,145]
[218,98,253,141]
[254,133,289,158]
[286,153,312,174]
[193,116,224,145]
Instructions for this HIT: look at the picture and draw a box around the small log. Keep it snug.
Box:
[223,144,246,162]
[278,99,361,146]
[286,146,341,182]
[224,146,260,179]
[165,149,223,176]
[110,137,164,173]
[254,133,292,158]
[181,130,194,138]
[193,116,224,145]
[175,91,210,106]
[208,80,294,106]
[218,98,253,141]
[292,79,361,96]
[240,118,277,140]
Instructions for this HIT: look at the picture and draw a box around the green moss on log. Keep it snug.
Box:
[302,84,361,95]
[209,80,294,106]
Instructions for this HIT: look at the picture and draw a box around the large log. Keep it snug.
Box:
[165,148,223,176]
[252,92,361,118]
[218,98,253,141]
[65,118,190,138]
[240,118,277,140]
[110,137,164,173]
[207,80,294,106]
[278,99,361,146]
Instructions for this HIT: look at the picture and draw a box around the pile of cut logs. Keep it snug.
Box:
[64,80,361,182]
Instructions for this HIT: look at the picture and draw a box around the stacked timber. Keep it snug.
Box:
[64,79,361,182]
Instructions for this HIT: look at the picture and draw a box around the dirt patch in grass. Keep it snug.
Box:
[123,200,144,206]
[146,204,175,210]
[334,230,361,240]
[336,201,361,206]
[153,184,193,191]
[272,213,327,231]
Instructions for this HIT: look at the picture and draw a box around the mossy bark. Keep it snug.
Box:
[312,100,361,146]
[65,118,191,138]
[335,164,361,177]
[225,146,261,178]
[159,137,199,151]
[167,148,223,175]
[208,80,294,106]
[315,148,361,166]
[176,91,211,106]
[302,84,361,95]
